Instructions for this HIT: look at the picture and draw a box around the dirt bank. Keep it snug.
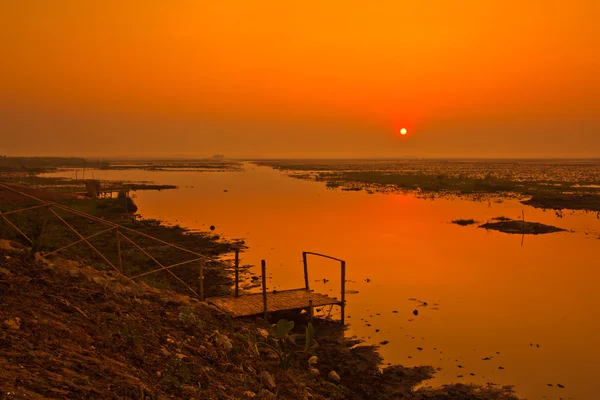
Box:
[0,248,520,399]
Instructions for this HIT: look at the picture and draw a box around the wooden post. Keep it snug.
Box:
[303,252,310,290]
[234,248,240,297]
[116,229,123,272]
[34,216,47,254]
[198,260,205,301]
[308,299,314,323]
[261,260,268,320]
[340,260,346,326]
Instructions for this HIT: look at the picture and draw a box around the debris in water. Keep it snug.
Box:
[417,347,423,351]
[392,310,398,313]
[380,341,389,345]
[557,384,565,388]
[413,309,419,316]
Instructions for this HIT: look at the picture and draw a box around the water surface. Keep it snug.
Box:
[45,164,600,399]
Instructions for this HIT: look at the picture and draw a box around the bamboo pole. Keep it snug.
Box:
[234,248,240,297]
[0,214,33,244]
[42,226,116,258]
[308,299,314,323]
[303,251,309,290]
[130,257,205,279]
[0,204,47,216]
[116,228,123,272]
[118,232,201,298]
[198,260,204,301]
[48,207,120,274]
[261,260,268,320]
[303,251,344,262]
[0,183,219,263]
[340,260,346,326]
[36,216,47,252]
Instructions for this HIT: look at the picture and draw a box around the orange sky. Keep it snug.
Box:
[1,1,599,158]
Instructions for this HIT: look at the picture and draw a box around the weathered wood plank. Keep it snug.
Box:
[207,289,340,317]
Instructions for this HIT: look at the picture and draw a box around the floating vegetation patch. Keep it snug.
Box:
[452,219,477,226]
[479,219,566,235]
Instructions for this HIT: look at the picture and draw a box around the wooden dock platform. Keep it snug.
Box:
[207,289,340,318]
[203,252,347,324]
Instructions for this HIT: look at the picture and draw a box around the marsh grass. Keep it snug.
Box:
[258,161,600,212]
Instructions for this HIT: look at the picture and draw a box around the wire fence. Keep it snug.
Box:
[0,182,240,299]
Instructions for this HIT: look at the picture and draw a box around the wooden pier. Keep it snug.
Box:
[207,289,341,317]
[205,252,347,324]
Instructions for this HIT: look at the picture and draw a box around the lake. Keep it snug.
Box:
[45,162,600,399]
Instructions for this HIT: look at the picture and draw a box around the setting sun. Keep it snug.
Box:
[400,128,408,136]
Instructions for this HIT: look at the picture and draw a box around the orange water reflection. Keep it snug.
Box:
[45,165,600,399]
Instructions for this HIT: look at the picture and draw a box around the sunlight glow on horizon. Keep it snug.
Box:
[1,1,599,157]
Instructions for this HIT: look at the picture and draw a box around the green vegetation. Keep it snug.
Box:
[0,157,108,172]
[0,174,177,193]
[0,156,243,173]
[522,193,600,212]
[258,160,600,212]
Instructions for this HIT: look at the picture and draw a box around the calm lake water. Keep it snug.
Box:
[45,163,600,399]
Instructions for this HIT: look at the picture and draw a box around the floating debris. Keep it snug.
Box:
[452,219,477,226]
[380,341,389,345]
[413,310,419,316]
[557,384,565,388]
[417,347,423,351]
